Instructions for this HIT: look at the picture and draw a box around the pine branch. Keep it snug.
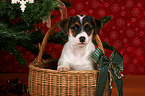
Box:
[0,40,26,65]
[0,0,63,65]
[101,15,112,26]
[0,21,30,41]
[48,31,67,46]
[62,0,72,7]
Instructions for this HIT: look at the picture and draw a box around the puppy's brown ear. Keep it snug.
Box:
[93,18,102,35]
[59,17,70,35]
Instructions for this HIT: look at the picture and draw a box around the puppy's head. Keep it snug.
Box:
[59,15,102,45]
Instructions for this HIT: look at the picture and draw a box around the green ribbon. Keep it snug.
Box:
[91,47,123,96]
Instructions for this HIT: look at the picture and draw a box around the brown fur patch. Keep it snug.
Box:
[84,22,93,27]
[91,29,94,35]
[70,22,80,27]
[69,29,74,36]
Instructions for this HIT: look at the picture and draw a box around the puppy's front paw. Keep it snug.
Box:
[57,66,70,71]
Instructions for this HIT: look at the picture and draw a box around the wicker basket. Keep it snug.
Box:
[28,20,111,96]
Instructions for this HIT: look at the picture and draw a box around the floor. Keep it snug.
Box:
[112,75,145,96]
[0,73,145,96]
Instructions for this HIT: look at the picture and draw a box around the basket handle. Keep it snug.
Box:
[36,0,67,64]
[37,21,61,63]
[95,34,105,54]
[58,0,67,20]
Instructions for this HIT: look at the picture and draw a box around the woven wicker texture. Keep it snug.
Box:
[28,60,110,96]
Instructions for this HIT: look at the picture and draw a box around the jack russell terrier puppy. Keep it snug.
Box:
[57,15,102,71]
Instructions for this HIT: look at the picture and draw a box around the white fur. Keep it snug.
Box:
[77,15,86,24]
[76,32,89,44]
[57,32,96,71]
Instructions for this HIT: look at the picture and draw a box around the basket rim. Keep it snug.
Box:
[29,63,99,74]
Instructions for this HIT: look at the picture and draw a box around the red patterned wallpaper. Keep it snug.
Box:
[0,0,145,75]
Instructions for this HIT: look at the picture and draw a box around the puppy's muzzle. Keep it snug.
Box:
[79,36,86,43]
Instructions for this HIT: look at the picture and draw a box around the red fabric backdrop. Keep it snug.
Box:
[0,0,145,75]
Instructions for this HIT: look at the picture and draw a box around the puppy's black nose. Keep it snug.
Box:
[79,36,86,43]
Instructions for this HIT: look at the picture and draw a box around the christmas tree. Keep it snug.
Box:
[0,0,71,65]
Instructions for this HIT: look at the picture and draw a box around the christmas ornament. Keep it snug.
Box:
[11,0,34,12]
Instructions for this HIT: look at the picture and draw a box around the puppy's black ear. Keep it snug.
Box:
[59,17,70,35]
[93,18,102,35]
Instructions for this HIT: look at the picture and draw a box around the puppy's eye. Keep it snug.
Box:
[85,24,92,31]
[71,24,79,31]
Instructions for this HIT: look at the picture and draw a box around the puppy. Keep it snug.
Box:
[57,15,102,71]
